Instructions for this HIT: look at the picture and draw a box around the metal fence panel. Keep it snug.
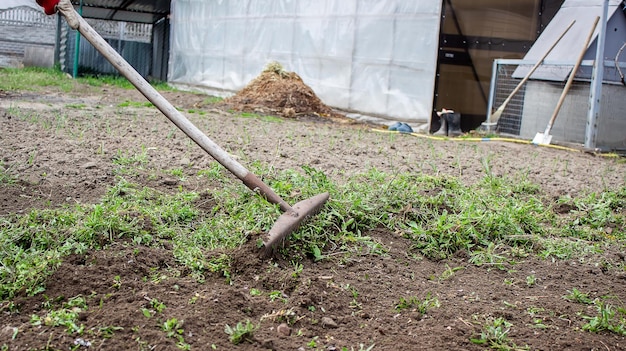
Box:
[0,7,160,80]
[0,7,56,67]
[59,17,154,78]
[488,58,626,150]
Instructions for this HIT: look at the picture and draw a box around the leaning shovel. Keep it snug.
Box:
[532,16,600,145]
[489,20,575,126]
[36,0,329,252]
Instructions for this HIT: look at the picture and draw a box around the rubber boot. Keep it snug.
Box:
[446,112,462,137]
[433,115,447,136]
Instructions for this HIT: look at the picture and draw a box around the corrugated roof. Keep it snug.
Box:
[0,0,169,23]
[513,0,622,81]
[71,0,170,24]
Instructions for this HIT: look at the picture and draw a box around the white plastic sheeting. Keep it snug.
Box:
[168,0,442,124]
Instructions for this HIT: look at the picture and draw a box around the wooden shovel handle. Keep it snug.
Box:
[545,16,600,134]
[503,20,576,109]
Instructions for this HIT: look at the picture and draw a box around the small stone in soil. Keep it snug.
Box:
[277,323,291,336]
[321,316,338,328]
[162,178,178,186]
[81,162,97,169]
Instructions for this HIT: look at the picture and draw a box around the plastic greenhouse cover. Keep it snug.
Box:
[168,0,442,125]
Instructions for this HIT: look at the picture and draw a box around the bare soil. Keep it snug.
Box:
[1,78,626,351]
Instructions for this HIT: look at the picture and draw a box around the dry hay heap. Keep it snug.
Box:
[224,62,343,119]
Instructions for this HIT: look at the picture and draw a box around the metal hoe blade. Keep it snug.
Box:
[263,192,330,251]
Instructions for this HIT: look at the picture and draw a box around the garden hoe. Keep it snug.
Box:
[36,0,329,253]
[532,16,599,146]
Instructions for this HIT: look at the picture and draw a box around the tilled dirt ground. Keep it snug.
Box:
[1,82,626,351]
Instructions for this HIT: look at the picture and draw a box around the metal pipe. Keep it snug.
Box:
[585,0,609,149]
[72,0,82,78]
[485,58,498,126]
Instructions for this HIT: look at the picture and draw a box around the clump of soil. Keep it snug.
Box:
[222,62,346,121]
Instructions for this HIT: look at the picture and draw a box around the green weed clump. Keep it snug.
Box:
[470,317,527,350]
[30,296,88,335]
[0,161,16,184]
[395,292,440,314]
[564,288,594,304]
[563,289,626,336]
[224,319,258,345]
[582,299,626,336]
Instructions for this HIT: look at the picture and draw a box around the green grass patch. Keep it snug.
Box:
[0,161,17,184]
[78,74,135,89]
[79,73,174,91]
[65,103,87,109]
[556,189,626,241]
[117,100,154,108]
[0,67,175,93]
[237,112,284,123]
[0,67,76,92]
[204,96,224,104]
[111,148,150,174]
[0,160,624,301]
[382,173,548,259]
